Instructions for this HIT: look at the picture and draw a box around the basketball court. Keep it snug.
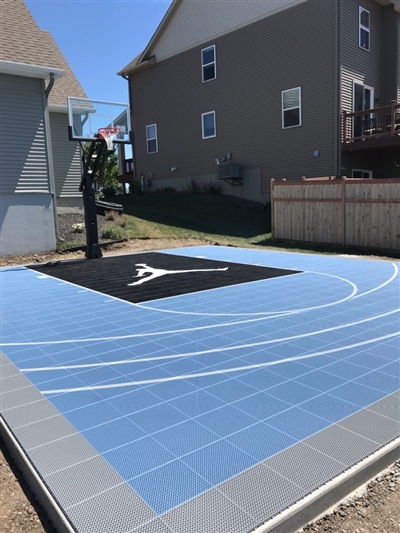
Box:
[1,245,399,533]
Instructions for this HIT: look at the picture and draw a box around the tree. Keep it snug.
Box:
[82,142,120,192]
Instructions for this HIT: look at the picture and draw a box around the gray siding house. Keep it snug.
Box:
[119,0,400,204]
[0,0,87,256]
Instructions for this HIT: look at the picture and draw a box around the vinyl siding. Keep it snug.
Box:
[341,0,383,113]
[50,112,82,197]
[130,0,338,199]
[0,74,50,193]
[151,0,308,62]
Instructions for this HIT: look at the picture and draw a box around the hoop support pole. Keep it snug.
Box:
[80,141,106,259]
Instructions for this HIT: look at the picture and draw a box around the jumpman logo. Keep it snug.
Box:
[127,263,229,286]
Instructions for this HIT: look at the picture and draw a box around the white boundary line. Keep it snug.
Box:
[40,332,400,394]
[21,308,400,372]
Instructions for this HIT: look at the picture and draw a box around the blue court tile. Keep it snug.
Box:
[268,380,319,405]
[329,381,386,407]
[227,422,297,461]
[269,360,314,379]
[237,368,286,391]
[265,407,329,440]
[345,352,394,370]
[378,361,400,377]
[129,403,189,434]
[232,391,291,421]
[158,357,207,377]
[195,404,257,437]
[60,401,124,431]
[103,436,175,479]
[149,378,197,401]
[323,360,370,380]
[169,389,225,417]
[153,419,217,456]
[206,379,257,403]
[355,372,400,395]
[130,459,212,514]
[294,370,347,392]
[47,390,104,412]
[97,386,160,407]
[182,439,255,486]
[300,393,360,423]
[82,417,146,453]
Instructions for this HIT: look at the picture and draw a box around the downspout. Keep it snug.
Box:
[45,72,55,98]
[335,0,342,178]
[44,72,59,240]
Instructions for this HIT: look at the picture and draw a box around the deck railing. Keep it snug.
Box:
[342,102,400,143]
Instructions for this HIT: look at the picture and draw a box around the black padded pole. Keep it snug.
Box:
[79,141,107,259]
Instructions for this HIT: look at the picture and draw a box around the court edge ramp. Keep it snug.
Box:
[253,437,400,533]
[0,416,75,533]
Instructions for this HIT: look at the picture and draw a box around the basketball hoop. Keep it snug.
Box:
[98,127,120,150]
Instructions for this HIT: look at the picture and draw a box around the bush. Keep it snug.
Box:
[101,226,124,240]
[185,179,222,195]
[102,187,116,199]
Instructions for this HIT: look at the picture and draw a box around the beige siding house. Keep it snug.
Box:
[0,0,87,256]
[119,0,400,204]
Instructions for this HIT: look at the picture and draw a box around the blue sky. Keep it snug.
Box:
[26,0,173,103]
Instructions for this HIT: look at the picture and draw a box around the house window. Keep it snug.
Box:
[202,45,216,82]
[359,7,370,50]
[282,87,302,128]
[202,111,216,139]
[352,169,372,178]
[146,124,158,153]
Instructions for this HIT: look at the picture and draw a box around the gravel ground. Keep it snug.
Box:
[0,212,399,533]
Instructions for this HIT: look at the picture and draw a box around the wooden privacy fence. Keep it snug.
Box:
[271,178,400,252]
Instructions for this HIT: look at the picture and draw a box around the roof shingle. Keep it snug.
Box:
[0,0,87,106]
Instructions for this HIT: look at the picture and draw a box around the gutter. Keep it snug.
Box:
[0,60,64,80]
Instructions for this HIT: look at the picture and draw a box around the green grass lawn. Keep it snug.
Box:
[103,192,271,248]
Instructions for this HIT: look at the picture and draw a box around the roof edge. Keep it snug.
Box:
[118,0,181,76]
[0,60,65,79]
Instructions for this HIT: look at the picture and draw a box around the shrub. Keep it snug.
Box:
[186,179,222,195]
[71,223,85,233]
[101,226,124,240]
[102,186,116,199]
[104,210,119,221]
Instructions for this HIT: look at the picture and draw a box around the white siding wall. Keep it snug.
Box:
[151,0,307,61]
[50,111,82,198]
[0,73,57,255]
[0,74,50,193]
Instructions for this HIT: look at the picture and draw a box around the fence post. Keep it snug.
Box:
[270,179,275,239]
[340,177,347,247]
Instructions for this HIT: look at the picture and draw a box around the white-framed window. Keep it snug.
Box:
[146,124,158,153]
[352,169,372,178]
[359,6,370,50]
[201,45,216,82]
[282,87,302,128]
[202,111,216,139]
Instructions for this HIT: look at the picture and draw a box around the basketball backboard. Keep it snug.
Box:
[67,97,131,143]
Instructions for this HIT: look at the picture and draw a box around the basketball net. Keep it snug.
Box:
[98,127,121,150]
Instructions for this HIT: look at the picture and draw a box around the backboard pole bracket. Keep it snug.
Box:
[79,140,107,259]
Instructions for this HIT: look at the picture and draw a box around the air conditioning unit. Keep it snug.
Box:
[217,162,240,179]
